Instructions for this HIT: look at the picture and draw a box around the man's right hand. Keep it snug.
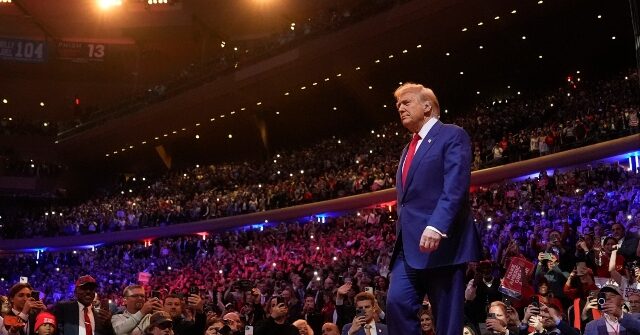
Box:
[270,303,287,319]
[337,283,351,296]
[581,298,598,319]
[21,298,45,314]
[141,299,162,315]
[522,304,540,324]
[348,315,366,335]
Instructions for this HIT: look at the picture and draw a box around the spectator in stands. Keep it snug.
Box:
[33,312,56,335]
[418,308,434,335]
[221,312,242,335]
[111,285,163,335]
[341,292,387,335]
[300,296,323,335]
[6,283,45,335]
[584,285,640,334]
[253,297,298,335]
[628,292,640,313]
[53,275,115,335]
[292,319,313,335]
[464,260,501,325]
[526,303,578,335]
[321,323,339,335]
[142,311,173,335]
[162,294,206,335]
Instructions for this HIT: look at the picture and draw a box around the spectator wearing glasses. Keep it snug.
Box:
[143,312,173,335]
[584,285,640,335]
[111,286,163,335]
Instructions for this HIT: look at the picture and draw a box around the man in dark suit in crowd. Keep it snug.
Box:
[5,282,45,335]
[53,275,115,335]
[387,83,481,335]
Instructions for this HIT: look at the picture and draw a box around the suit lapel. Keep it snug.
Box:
[401,121,442,201]
[396,144,409,197]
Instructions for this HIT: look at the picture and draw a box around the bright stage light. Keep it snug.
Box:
[97,0,122,9]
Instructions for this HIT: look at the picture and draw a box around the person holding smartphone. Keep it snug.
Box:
[5,282,46,335]
[341,292,387,335]
[584,285,640,335]
[162,293,206,335]
[253,297,298,335]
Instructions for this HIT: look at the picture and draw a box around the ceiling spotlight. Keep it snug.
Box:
[356,66,361,70]
[98,0,122,9]
[284,92,290,96]
[461,28,468,32]
[333,107,337,110]
[476,91,480,95]
[228,134,233,139]
[388,54,394,58]
[479,45,484,49]
[445,52,450,56]
[312,82,318,86]
[39,102,45,107]
[301,86,306,90]
[2,99,7,104]
[537,0,543,3]
[416,44,422,48]
[375,59,381,63]
[324,78,330,81]
[368,86,373,89]
[336,73,342,77]
[538,55,543,59]
[612,36,616,40]
[402,49,408,53]
[522,36,526,40]
[511,9,517,14]
[597,14,602,19]
[256,101,262,105]
[459,71,464,75]
[477,22,484,26]
[195,135,200,139]
[494,16,500,20]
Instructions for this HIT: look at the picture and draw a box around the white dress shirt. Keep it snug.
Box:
[77,302,95,335]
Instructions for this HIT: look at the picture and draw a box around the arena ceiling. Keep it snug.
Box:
[0,0,636,173]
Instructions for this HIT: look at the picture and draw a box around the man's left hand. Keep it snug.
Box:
[187,294,204,312]
[419,228,442,252]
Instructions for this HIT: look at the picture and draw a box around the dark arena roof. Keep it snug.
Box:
[0,0,636,174]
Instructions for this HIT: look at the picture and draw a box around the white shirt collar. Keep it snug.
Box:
[417,117,438,140]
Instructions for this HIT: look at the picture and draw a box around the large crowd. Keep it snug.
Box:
[1,69,638,239]
[0,161,639,334]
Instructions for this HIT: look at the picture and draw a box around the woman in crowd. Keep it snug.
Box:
[292,319,314,335]
[419,308,435,335]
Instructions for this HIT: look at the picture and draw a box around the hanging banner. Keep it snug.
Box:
[0,38,47,63]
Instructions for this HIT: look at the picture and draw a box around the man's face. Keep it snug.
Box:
[605,292,623,308]
[629,295,640,313]
[11,287,32,310]
[321,323,340,335]
[164,297,183,319]
[396,92,429,133]
[281,290,291,301]
[304,297,315,310]
[125,288,146,312]
[323,278,334,290]
[612,224,625,239]
[75,285,97,307]
[355,299,375,323]
[270,298,288,319]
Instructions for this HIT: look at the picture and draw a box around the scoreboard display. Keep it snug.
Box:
[0,38,47,63]
[56,41,106,62]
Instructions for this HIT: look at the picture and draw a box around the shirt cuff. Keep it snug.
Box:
[17,313,28,322]
[425,226,447,238]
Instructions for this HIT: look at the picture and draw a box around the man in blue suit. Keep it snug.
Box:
[341,292,387,335]
[387,83,481,335]
[584,285,640,335]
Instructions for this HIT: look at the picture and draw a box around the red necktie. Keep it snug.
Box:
[402,134,421,189]
[84,307,93,335]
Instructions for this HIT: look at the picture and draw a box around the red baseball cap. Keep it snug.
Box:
[75,275,97,288]
[34,312,56,331]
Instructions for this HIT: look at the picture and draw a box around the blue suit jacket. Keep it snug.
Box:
[584,313,640,335]
[340,322,388,335]
[394,121,481,269]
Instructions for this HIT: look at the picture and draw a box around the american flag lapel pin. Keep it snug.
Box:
[427,138,432,144]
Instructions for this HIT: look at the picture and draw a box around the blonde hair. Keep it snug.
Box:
[393,83,440,116]
[292,319,314,335]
